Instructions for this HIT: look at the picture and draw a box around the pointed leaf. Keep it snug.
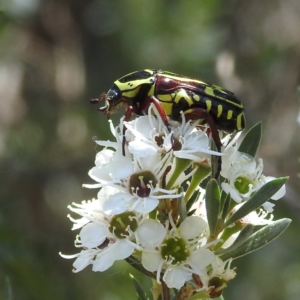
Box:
[5,276,13,300]
[186,189,200,213]
[206,179,221,237]
[220,192,231,221]
[238,122,262,157]
[225,177,288,227]
[215,224,254,255]
[129,273,149,300]
[187,208,196,217]
[220,218,291,260]
[185,163,211,202]
[178,187,188,221]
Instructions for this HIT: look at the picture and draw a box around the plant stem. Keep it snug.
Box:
[161,280,170,300]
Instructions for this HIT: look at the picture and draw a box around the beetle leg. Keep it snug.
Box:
[140,96,172,132]
[150,96,172,132]
[183,108,222,179]
[183,108,222,151]
[139,95,175,151]
[149,96,178,152]
[122,106,134,155]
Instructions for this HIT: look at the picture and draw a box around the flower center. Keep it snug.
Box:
[234,176,252,194]
[160,237,189,264]
[109,212,138,239]
[129,171,157,197]
[154,134,165,147]
[208,277,226,298]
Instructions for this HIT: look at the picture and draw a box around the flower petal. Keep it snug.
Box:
[132,197,159,213]
[102,192,133,215]
[141,251,162,272]
[137,219,166,249]
[180,216,208,240]
[128,140,158,157]
[189,248,216,273]
[72,250,95,272]
[92,241,134,272]
[164,265,192,289]
[80,223,107,248]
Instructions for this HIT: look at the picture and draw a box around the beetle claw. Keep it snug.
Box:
[98,105,108,112]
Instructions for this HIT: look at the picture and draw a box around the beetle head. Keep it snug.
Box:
[98,84,125,118]
[94,70,156,118]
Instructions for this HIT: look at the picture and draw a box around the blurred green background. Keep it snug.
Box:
[0,0,299,299]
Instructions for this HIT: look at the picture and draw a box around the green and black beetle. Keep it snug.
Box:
[92,69,245,177]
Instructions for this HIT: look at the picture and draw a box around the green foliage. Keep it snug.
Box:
[224,177,288,227]
[130,274,149,300]
[215,224,255,256]
[238,122,262,157]
[205,179,221,238]
[178,187,188,221]
[220,219,291,260]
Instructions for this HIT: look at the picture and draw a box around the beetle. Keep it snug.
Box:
[92,69,245,178]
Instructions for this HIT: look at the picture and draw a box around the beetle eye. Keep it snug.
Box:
[107,85,120,100]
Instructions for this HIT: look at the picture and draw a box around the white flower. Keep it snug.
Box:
[97,155,180,214]
[136,216,216,290]
[61,90,289,298]
[171,114,221,162]
[221,152,263,202]
[208,257,236,283]
[220,132,241,177]
[124,105,171,156]
[84,148,134,189]
[221,137,286,210]
[240,206,274,225]
[83,118,181,214]
[60,201,143,272]
[125,105,220,163]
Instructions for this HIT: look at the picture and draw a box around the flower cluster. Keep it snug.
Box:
[61,105,289,299]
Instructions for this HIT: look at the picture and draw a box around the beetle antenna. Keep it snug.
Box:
[90,98,100,104]
[90,93,107,104]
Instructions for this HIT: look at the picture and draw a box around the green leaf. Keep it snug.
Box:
[184,163,211,203]
[129,273,149,300]
[220,218,291,260]
[225,177,288,227]
[186,189,200,213]
[215,224,254,256]
[205,179,221,237]
[238,122,262,157]
[5,276,13,300]
[220,192,231,221]
[166,157,191,189]
[178,187,188,221]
